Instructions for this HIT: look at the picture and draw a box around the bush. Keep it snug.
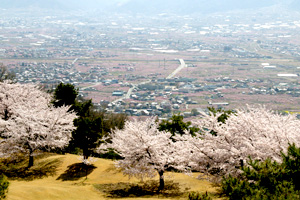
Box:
[221,143,300,200]
[188,191,212,200]
[0,174,9,199]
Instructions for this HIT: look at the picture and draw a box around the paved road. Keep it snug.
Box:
[80,82,102,90]
[72,57,80,65]
[166,59,186,79]
[112,80,151,103]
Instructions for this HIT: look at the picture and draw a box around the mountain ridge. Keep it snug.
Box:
[0,0,298,15]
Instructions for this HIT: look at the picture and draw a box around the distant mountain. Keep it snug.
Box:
[114,0,279,14]
[0,0,64,9]
[0,0,119,11]
[59,0,121,11]
[0,0,294,15]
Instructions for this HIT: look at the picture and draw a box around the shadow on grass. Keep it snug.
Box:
[94,180,189,198]
[56,163,96,181]
[0,154,62,181]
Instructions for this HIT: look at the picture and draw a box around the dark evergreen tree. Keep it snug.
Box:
[51,83,127,160]
[158,114,199,137]
[221,143,300,200]
[71,115,103,160]
[52,83,78,107]
[207,107,234,136]
[207,107,234,124]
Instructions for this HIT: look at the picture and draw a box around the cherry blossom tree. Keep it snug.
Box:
[182,106,300,175]
[0,82,76,167]
[107,117,190,191]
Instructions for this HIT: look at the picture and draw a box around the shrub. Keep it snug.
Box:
[221,143,300,199]
[188,191,212,200]
[0,174,9,199]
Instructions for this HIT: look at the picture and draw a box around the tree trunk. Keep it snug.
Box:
[28,149,34,168]
[83,149,89,163]
[83,154,88,161]
[158,170,165,192]
[240,159,244,168]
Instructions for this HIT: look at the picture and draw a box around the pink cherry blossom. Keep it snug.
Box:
[0,82,76,167]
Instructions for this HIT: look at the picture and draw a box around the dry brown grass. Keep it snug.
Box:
[6,154,220,200]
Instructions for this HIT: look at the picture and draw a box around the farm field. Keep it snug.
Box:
[6,154,219,200]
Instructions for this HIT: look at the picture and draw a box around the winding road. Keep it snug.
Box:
[166,59,187,79]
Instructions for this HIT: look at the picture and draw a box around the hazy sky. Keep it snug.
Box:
[0,0,298,15]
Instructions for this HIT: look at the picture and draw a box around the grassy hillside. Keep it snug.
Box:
[5,154,219,200]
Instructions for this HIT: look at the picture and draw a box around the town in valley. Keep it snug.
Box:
[1,3,300,118]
